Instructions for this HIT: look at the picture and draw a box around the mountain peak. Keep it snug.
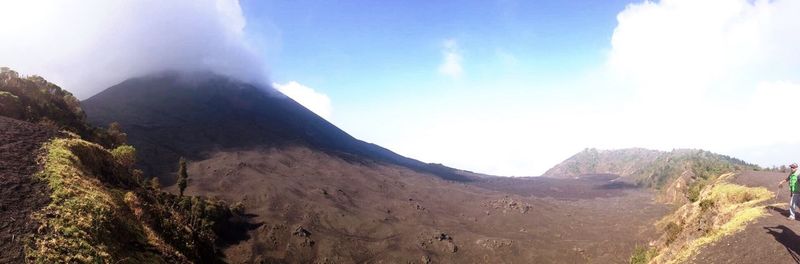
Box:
[83,72,471,182]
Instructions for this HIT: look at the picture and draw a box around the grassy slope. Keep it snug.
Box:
[631,173,774,264]
[0,68,241,263]
[29,135,246,263]
[29,137,183,263]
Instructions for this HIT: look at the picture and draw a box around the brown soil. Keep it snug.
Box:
[688,171,800,264]
[0,116,58,263]
[175,147,670,263]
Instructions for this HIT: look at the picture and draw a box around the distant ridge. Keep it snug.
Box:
[544,148,757,189]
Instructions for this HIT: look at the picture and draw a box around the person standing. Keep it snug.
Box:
[778,163,800,220]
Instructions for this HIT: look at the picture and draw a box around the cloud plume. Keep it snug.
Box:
[0,0,267,99]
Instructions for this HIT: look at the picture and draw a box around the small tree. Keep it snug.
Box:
[178,157,189,197]
[111,145,136,169]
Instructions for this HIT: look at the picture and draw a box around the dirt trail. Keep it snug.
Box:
[689,171,800,264]
[0,116,58,263]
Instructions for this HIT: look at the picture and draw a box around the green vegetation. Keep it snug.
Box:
[687,181,706,202]
[663,222,682,245]
[546,148,757,193]
[632,149,756,189]
[0,67,87,135]
[0,67,248,262]
[30,138,154,263]
[111,145,136,169]
[630,245,657,264]
[28,136,241,263]
[699,199,715,212]
[0,67,132,149]
[544,148,662,178]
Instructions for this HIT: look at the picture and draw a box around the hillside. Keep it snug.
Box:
[0,67,90,138]
[81,72,469,183]
[0,69,251,263]
[543,148,662,179]
[544,148,758,203]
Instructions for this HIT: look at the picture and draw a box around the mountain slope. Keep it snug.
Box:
[82,72,469,182]
[0,69,251,263]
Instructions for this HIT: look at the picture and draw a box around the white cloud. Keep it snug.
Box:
[609,0,799,97]
[0,0,268,99]
[438,39,463,79]
[393,0,800,176]
[273,81,333,120]
[601,0,800,170]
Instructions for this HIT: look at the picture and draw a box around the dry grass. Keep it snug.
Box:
[27,136,239,263]
[28,138,164,263]
[649,173,773,264]
[29,138,118,262]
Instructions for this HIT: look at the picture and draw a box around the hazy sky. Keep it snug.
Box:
[2,0,800,176]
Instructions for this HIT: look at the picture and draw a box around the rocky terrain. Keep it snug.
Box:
[177,147,669,263]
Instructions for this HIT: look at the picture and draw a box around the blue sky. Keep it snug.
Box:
[239,0,638,175]
[2,0,799,176]
[232,0,800,176]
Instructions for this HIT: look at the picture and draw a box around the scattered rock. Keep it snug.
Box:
[448,243,458,253]
[293,226,311,237]
[483,196,533,214]
[476,238,513,249]
[301,238,315,247]
[435,233,452,241]
[419,232,458,253]
[421,255,431,264]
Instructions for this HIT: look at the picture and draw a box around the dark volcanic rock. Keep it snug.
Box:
[0,117,58,263]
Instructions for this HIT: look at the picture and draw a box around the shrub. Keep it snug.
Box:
[664,222,683,245]
[687,181,705,202]
[630,245,657,264]
[231,201,245,216]
[111,145,136,169]
[699,199,715,212]
[149,177,161,190]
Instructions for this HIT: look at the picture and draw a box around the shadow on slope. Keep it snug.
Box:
[764,226,800,264]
